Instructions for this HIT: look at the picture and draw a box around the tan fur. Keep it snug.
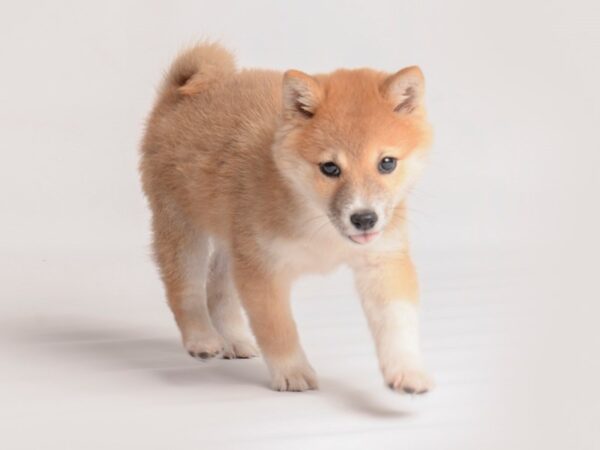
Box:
[140,43,433,392]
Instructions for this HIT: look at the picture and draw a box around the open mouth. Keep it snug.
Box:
[348,231,380,245]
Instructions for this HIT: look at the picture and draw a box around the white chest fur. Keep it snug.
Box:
[260,229,350,277]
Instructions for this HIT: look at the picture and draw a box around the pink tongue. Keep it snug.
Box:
[350,233,377,244]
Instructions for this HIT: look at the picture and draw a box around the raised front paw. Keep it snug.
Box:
[383,359,434,394]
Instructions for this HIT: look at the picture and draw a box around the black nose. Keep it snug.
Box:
[350,211,378,231]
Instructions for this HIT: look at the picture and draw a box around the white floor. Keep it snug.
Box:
[4,244,580,450]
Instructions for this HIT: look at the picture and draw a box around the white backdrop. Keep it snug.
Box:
[2,0,598,253]
[1,1,599,449]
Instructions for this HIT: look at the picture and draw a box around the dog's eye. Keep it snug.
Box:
[378,157,397,174]
[319,161,341,178]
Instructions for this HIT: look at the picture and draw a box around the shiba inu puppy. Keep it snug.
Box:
[140,43,433,393]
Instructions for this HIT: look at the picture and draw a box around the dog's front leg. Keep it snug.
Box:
[232,256,317,392]
[353,252,433,394]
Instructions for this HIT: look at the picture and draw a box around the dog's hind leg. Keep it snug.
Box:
[152,201,224,359]
[207,244,258,359]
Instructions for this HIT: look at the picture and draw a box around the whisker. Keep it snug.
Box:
[298,213,329,229]
[308,220,332,241]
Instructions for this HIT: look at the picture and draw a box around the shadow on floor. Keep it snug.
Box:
[7,318,412,417]
[9,319,267,387]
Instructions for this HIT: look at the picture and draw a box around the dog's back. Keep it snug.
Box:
[140,43,285,236]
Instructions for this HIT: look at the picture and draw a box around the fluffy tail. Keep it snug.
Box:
[158,42,236,100]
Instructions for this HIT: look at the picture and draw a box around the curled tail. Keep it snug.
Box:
[158,42,236,101]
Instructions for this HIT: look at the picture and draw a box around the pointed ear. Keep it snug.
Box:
[382,66,425,114]
[282,70,322,119]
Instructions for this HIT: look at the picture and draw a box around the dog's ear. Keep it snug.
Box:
[382,66,425,114]
[282,70,322,119]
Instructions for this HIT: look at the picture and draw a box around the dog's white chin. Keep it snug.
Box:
[348,231,380,245]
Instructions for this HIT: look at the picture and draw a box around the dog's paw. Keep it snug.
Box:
[222,338,259,359]
[184,331,225,360]
[385,365,434,395]
[269,356,318,392]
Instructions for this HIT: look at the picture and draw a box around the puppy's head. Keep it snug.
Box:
[273,67,432,245]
